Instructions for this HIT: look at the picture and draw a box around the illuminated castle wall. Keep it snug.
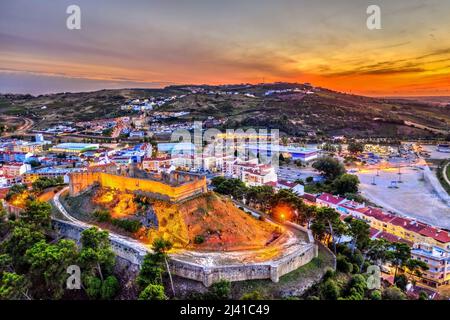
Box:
[69,165,207,203]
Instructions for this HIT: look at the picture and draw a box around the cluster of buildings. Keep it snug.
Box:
[140,142,306,195]
[264,87,314,96]
[315,192,450,288]
[120,96,183,112]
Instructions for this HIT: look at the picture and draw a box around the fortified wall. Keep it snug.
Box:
[52,218,318,287]
[69,165,207,203]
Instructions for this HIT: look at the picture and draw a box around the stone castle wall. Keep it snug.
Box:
[69,171,207,203]
[52,218,318,287]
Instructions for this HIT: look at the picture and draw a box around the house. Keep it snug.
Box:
[0,162,31,177]
[142,156,171,172]
[411,243,450,288]
[266,180,305,196]
[241,164,277,187]
[316,193,347,208]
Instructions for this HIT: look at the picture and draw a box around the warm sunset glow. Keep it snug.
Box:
[1,1,450,95]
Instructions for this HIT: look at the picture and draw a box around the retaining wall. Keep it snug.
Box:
[52,218,317,287]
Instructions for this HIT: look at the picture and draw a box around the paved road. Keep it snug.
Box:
[53,187,150,253]
[1,116,34,137]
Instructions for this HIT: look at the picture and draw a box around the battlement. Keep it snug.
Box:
[69,165,207,203]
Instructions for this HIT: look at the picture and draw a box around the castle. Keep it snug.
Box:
[69,163,207,203]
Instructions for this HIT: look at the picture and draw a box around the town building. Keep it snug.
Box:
[50,143,100,154]
[0,162,31,177]
[316,192,450,250]
[142,156,171,172]
[411,243,450,287]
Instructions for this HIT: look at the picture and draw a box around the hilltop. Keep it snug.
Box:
[1,83,449,138]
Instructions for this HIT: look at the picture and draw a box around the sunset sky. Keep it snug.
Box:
[1,0,450,95]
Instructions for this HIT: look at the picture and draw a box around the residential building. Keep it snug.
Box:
[411,243,450,287]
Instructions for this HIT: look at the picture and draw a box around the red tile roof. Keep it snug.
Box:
[376,231,413,246]
[369,227,380,238]
[419,227,450,243]
[317,193,346,205]
[302,193,317,203]
[277,180,297,188]
[363,207,394,223]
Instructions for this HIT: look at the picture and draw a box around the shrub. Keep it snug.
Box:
[323,268,335,281]
[382,287,407,300]
[209,280,231,300]
[93,209,111,222]
[336,255,353,274]
[85,276,102,299]
[194,235,205,244]
[394,274,408,291]
[139,284,167,300]
[321,279,340,300]
[241,290,264,300]
[371,290,382,300]
[112,219,142,233]
[101,276,119,299]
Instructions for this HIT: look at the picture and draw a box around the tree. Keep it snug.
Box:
[405,258,428,283]
[336,255,353,273]
[343,274,367,300]
[21,200,52,230]
[213,178,248,200]
[139,284,167,300]
[211,176,226,188]
[382,286,406,300]
[394,274,408,291]
[311,207,344,254]
[359,238,392,271]
[79,227,115,285]
[332,174,360,195]
[137,253,164,288]
[321,279,340,300]
[31,177,64,194]
[302,205,317,228]
[387,243,411,279]
[3,223,45,268]
[245,185,274,211]
[5,184,27,201]
[312,157,345,181]
[348,141,365,154]
[0,272,31,300]
[209,280,231,300]
[85,275,102,299]
[25,239,79,299]
[100,276,120,299]
[345,216,370,254]
[152,237,175,297]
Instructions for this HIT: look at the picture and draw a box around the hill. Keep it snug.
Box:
[62,188,280,251]
[1,83,449,138]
